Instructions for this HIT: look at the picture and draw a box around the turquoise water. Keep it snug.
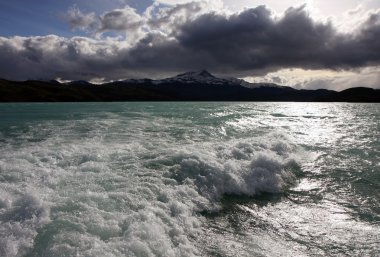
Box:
[0,102,379,256]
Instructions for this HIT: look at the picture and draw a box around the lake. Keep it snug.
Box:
[0,102,379,256]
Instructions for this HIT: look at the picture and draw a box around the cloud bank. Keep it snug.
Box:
[0,1,379,88]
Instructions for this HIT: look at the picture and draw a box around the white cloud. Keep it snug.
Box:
[65,6,98,31]
[64,1,220,39]
[0,35,130,81]
[155,0,223,7]
[99,6,145,32]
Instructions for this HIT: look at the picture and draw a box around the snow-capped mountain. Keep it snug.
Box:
[157,70,229,85]
[123,70,285,89]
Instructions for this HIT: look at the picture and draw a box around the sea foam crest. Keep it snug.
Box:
[167,141,300,211]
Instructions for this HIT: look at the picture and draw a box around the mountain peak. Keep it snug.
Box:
[176,70,215,79]
[197,70,214,78]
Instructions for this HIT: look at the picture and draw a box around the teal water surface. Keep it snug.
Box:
[0,102,379,256]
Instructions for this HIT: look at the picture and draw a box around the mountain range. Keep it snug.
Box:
[0,71,379,102]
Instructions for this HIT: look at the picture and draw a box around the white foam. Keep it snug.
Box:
[0,192,50,257]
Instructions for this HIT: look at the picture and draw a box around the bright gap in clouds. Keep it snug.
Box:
[244,67,380,91]
[153,0,380,33]
[156,0,380,15]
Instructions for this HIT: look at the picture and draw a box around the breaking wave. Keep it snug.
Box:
[167,142,300,210]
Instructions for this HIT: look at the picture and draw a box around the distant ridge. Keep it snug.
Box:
[0,71,379,102]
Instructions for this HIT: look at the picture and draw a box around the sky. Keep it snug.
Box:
[0,0,379,90]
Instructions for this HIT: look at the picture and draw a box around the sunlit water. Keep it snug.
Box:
[0,102,379,257]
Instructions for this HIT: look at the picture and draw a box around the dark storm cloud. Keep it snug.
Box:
[118,5,380,77]
[133,5,380,75]
[0,5,380,81]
